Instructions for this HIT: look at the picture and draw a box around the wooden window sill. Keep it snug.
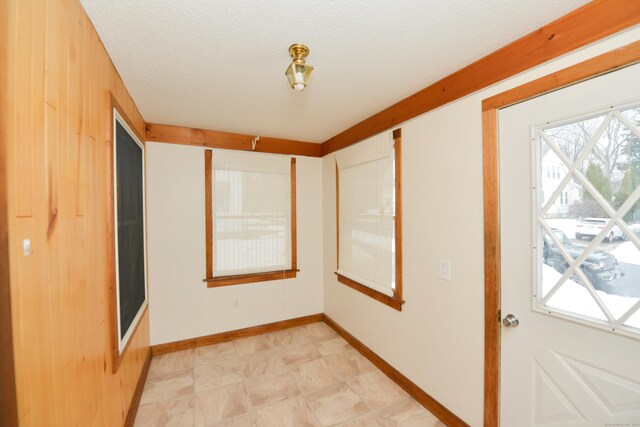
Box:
[204,269,298,288]
[335,273,404,311]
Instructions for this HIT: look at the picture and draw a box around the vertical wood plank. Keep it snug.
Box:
[45,101,66,427]
[12,0,33,217]
[56,4,76,423]
[290,158,297,271]
[76,136,86,216]
[72,6,91,423]
[482,108,500,427]
[0,0,18,424]
[24,1,56,425]
[44,0,59,109]
[81,10,90,141]
[393,130,403,301]
[205,150,213,279]
[335,161,339,270]
[45,104,59,240]
[87,23,97,139]
[83,136,99,422]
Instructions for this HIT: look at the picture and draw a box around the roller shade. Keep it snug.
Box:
[212,149,291,276]
[336,132,395,296]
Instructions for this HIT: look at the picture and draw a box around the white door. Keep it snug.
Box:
[500,63,640,426]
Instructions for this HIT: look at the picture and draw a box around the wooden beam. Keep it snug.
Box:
[145,122,322,157]
[321,0,640,155]
[483,40,640,111]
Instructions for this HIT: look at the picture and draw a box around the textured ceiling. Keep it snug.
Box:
[80,0,589,142]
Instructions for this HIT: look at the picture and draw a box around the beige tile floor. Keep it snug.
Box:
[135,322,445,427]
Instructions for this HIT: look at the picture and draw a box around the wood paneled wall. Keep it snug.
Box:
[1,0,19,425]
[5,0,150,425]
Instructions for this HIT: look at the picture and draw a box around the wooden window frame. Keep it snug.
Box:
[203,152,298,287]
[106,95,149,374]
[335,129,404,311]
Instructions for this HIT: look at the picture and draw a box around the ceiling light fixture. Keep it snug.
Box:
[285,44,313,91]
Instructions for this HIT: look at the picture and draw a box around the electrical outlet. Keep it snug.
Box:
[438,259,451,281]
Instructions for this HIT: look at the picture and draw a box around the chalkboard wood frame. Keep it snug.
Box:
[107,95,148,374]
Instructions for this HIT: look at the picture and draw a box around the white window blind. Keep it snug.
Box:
[336,131,395,296]
[212,149,291,277]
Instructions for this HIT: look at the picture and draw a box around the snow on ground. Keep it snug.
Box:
[611,241,640,265]
[542,264,640,328]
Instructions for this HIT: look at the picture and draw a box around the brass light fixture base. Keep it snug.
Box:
[285,43,313,91]
[289,44,310,64]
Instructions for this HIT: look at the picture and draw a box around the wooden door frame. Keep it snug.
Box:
[482,40,640,427]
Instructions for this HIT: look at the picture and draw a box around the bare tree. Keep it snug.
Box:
[545,114,630,194]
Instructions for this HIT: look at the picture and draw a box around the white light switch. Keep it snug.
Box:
[23,239,31,256]
[438,259,451,281]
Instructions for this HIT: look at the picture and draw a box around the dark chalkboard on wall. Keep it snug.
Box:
[114,113,147,351]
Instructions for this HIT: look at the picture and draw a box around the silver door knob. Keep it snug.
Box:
[502,314,519,328]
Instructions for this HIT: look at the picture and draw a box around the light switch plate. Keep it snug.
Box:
[438,259,451,281]
[23,239,31,256]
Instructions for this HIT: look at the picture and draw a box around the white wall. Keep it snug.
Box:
[322,27,640,427]
[146,142,323,345]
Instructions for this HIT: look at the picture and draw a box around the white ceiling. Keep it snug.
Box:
[80,0,589,143]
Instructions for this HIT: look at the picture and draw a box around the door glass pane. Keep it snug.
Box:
[543,114,606,163]
[536,103,640,335]
[619,106,640,123]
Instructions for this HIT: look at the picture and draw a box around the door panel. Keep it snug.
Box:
[499,63,640,426]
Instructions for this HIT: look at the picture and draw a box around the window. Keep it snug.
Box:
[536,102,640,336]
[335,129,403,310]
[108,102,148,373]
[204,149,297,287]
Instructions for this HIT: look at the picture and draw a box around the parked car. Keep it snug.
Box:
[544,228,624,286]
[575,218,624,242]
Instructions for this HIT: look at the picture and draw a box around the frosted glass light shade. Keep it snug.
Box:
[285,62,313,91]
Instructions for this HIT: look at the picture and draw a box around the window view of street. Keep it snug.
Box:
[537,104,640,333]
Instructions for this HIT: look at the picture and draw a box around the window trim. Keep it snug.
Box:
[335,129,404,310]
[107,95,149,374]
[203,152,298,287]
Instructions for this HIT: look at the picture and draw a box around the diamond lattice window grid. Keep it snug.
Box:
[535,104,640,336]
